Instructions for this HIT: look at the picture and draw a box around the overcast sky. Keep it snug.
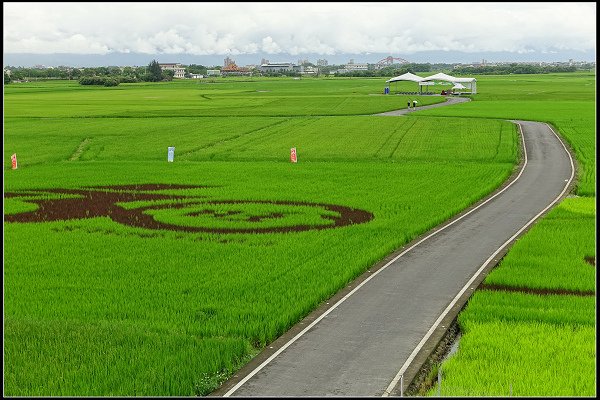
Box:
[3,2,596,57]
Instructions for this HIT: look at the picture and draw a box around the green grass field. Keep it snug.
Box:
[417,72,596,196]
[427,199,596,397]
[3,78,444,118]
[420,73,596,397]
[3,73,595,396]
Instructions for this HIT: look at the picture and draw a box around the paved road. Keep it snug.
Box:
[214,101,574,397]
[375,95,471,116]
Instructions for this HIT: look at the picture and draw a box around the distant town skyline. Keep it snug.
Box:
[3,50,596,69]
[3,2,596,67]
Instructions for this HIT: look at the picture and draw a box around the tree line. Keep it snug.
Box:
[451,63,590,75]
[4,60,207,85]
[4,60,594,85]
[77,60,175,86]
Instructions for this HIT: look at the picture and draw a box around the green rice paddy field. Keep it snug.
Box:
[418,73,596,397]
[3,73,595,396]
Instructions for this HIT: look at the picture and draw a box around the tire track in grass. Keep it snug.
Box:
[177,119,289,159]
[68,138,92,161]
[373,118,409,158]
[208,118,319,157]
[491,121,509,162]
[389,118,419,159]
[327,96,351,114]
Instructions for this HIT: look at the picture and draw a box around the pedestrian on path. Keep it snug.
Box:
[407,100,411,109]
[413,100,418,108]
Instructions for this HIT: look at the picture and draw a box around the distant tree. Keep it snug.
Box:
[107,66,122,75]
[121,76,139,83]
[147,59,163,82]
[10,70,24,81]
[4,72,12,84]
[129,66,146,79]
[162,69,175,81]
[55,69,69,79]
[94,66,110,76]
[451,63,578,76]
[69,68,82,80]
[79,76,120,86]
[103,77,120,86]
[122,66,135,76]
[409,63,431,73]
[186,64,208,75]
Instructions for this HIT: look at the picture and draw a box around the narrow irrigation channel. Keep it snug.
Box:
[210,98,575,397]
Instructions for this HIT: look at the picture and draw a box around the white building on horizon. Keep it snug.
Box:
[158,63,185,78]
[259,62,299,73]
[345,60,368,71]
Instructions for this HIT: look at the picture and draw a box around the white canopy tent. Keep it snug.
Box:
[419,72,477,94]
[386,72,425,83]
[385,71,477,94]
[385,72,425,94]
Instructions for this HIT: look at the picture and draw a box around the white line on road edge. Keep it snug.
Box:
[382,121,574,397]
[224,121,532,397]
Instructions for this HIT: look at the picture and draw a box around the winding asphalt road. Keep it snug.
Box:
[212,97,575,397]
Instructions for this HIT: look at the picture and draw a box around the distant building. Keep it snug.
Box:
[221,63,252,76]
[331,68,349,75]
[259,62,300,73]
[189,74,204,79]
[345,60,368,71]
[206,69,221,77]
[158,63,185,78]
[317,59,328,66]
[300,65,318,75]
[224,56,234,67]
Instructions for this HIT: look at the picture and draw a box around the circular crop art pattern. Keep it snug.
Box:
[4,184,374,234]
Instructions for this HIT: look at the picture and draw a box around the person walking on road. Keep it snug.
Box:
[413,100,418,108]
[407,100,411,110]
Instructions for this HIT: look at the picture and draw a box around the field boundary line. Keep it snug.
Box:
[223,119,533,397]
[382,120,575,396]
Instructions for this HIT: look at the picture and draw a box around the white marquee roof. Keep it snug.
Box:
[421,72,476,83]
[386,71,476,84]
[386,72,425,83]
[385,71,477,93]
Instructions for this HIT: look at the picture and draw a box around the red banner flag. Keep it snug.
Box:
[11,153,17,169]
[290,147,297,163]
